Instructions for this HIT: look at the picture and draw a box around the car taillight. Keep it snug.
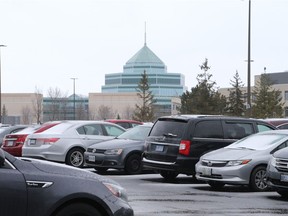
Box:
[179,140,191,156]
[43,138,60,145]
[15,135,28,146]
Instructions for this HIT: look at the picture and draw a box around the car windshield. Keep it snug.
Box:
[117,125,151,141]
[226,133,287,150]
[14,125,41,134]
[39,122,74,134]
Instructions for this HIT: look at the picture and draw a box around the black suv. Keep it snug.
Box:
[142,115,276,180]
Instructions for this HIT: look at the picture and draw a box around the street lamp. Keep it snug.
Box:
[71,78,77,120]
[247,0,252,116]
[0,45,7,124]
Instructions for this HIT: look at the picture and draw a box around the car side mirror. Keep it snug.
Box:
[0,149,5,166]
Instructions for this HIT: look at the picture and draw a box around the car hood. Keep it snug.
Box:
[201,148,258,161]
[89,138,143,149]
[19,157,117,184]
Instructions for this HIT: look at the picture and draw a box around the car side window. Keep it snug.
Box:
[77,125,103,135]
[194,121,223,138]
[224,122,253,139]
[103,125,124,137]
[257,124,275,132]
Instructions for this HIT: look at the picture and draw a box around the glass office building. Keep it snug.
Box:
[101,43,186,116]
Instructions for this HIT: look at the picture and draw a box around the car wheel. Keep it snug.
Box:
[277,190,288,198]
[66,148,84,168]
[249,165,267,192]
[160,170,179,181]
[54,202,102,216]
[125,154,142,174]
[94,167,108,173]
[208,181,225,190]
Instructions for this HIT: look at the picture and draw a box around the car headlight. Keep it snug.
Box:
[269,156,276,167]
[104,149,123,155]
[103,182,128,202]
[226,159,251,166]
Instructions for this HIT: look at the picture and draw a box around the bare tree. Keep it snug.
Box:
[21,106,31,125]
[97,105,115,120]
[32,87,43,124]
[123,105,135,119]
[2,104,8,124]
[46,87,62,121]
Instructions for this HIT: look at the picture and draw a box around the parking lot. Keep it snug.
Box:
[97,170,288,216]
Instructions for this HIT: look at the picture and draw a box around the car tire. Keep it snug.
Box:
[66,148,84,168]
[160,170,179,181]
[125,154,142,175]
[54,202,102,216]
[208,181,225,190]
[249,165,267,192]
[277,190,288,198]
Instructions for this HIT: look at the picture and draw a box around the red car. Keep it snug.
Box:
[1,121,60,156]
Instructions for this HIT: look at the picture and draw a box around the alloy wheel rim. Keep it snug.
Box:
[255,170,267,190]
[71,151,83,167]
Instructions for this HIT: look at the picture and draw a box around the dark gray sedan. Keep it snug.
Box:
[0,149,133,216]
[85,124,152,174]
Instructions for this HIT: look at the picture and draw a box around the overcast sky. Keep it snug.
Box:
[0,0,287,96]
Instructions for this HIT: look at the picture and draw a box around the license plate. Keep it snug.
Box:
[88,155,96,162]
[155,145,164,152]
[281,174,288,182]
[201,167,212,176]
[29,139,36,145]
[7,141,14,147]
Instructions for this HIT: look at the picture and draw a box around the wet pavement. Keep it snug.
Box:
[97,171,288,216]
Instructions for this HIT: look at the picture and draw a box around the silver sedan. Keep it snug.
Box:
[196,130,288,191]
[22,120,126,168]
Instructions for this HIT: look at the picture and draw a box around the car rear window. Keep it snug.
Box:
[149,119,186,138]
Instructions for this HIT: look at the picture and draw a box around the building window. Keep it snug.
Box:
[285,91,288,101]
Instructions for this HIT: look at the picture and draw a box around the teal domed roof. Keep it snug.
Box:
[123,44,167,74]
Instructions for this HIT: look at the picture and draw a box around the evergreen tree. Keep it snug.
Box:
[180,58,226,114]
[252,73,283,118]
[226,71,245,116]
[133,71,155,122]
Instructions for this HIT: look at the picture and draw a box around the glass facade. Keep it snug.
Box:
[101,44,186,114]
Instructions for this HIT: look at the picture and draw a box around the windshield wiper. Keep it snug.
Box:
[163,133,177,138]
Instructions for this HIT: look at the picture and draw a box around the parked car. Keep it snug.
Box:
[277,123,288,130]
[264,118,288,127]
[22,121,126,168]
[0,125,28,146]
[266,141,288,198]
[1,121,61,156]
[85,124,152,174]
[196,130,288,191]
[0,148,133,216]
[142,115,276,180]
[105,119,143,129]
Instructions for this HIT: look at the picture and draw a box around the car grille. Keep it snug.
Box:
[201,159,228,167]
[275,158,288,172]
[86,148,106,154]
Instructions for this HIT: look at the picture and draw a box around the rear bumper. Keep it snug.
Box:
[142,157,196,175]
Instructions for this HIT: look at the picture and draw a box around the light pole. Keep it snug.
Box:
[247,0,252,116]
[71,78,77,120]
[0,45,7,124]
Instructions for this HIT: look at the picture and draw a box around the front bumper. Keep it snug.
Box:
[266,163,288,191]
[195,163,252,185]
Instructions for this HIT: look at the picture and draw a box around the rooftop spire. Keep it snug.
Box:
[144,22,147,46]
